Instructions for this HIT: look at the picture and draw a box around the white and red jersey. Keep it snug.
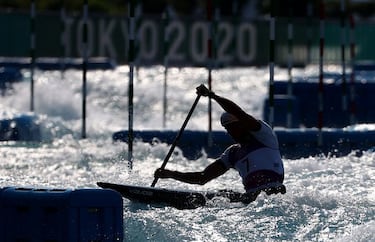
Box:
[219,120,284,192]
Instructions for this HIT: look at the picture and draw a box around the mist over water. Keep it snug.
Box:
[0,65,374,241]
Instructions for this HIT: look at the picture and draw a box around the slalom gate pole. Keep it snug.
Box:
[162,7,170,128]
[349,14,356,124]
[306,0,313,64]
[318,0,325,147]
[134,3,141,80]
[128,0,136,169]
[151,94,201,187]
[60,0,66,80]
[207,0,213,147]
[81,0,88,139]
[30,0,35,112]
[212,0,220,139]
[340,0,348,113]
[268,0,275,128]
[287,0,294,128]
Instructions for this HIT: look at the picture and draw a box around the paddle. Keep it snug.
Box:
[151,93,201,187]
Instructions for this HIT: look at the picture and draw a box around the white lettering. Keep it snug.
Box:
[99,19,116,59]
[191,22,207,63]
[217,22,233,64]
[77,18,94,57]
[64,17,261,65]
[237,23,256,62]
[139,20,158,60]
[63,17,74,57]
[168,20,185,62]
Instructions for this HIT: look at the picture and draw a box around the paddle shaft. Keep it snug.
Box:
[151,94,201,187]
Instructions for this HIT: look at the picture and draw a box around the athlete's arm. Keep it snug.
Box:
[196,84,261,131]
[154,160,229,185]
[212,94,261,131]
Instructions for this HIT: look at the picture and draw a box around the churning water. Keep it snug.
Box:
[0,65,374,241]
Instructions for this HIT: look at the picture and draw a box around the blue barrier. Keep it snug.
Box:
[0,67,22,83]
[113,129,375,159]
[263,95,300,128]
[0,188,4,240]
[0,67,23,95]
[0,187,123,242]
[0,114,41,141]
[353,61,375,71]
[113,130,234,160]
[265,81,375,128]
[0,57,116,70]
[276,128,375,158]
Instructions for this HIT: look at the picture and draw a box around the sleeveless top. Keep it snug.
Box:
[219,120,284,192]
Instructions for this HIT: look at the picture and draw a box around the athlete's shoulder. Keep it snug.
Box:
[219,144,241,168]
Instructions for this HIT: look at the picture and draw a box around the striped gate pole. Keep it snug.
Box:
[340,0,348,114]
[286,1,294,128]
[206,0,213,146]
[81,0,88,139]
[128,0,136,169]
[206,0,219,146]
[306,0,313,64]
[318,0,325,146]
[60,0,66,79]
[349,14,356,125]
[268,0,275,128]
[162,7,170,128]
[30,0,36,112]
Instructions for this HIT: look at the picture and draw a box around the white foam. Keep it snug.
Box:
[0,65,374,241]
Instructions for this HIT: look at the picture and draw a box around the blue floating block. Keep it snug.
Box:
[0,57,116,70]
[0,114,41,142]
[271,81,375,127]
[113,129,234,160]
[113,128,375,160]
[263,95,300,128]
[0,67,23,83]
[0,187,123,242]
[37,57,117,70]
[353,61,375,71]
[0,188,5,241]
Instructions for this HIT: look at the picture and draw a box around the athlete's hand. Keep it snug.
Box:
[154,168,174,179]
[196,84,214,97]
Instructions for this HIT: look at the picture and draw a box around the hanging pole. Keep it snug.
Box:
[306,0,313,64]
[134,2,142,80]
[349,14,356,125]
[206,0,213,146]
[60,0,66,80]
[30,0,36,112]
[213,3,219,66]
[162,7,170,128]
[268,0,275,128]
[128,0,136,170]
[340,0,348,115]
[286,1,294,128]
[318,0,325,147]
[81,0,88,139]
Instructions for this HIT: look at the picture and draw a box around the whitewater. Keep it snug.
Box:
[0,65,374,241]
